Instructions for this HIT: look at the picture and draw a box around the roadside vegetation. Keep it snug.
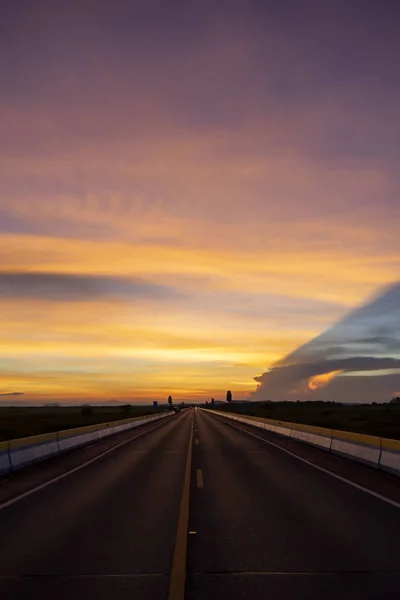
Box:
[0,404,165,441]
[207,401,400,440]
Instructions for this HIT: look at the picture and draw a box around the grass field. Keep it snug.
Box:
[0,404,166,442]
[209,401,400,440]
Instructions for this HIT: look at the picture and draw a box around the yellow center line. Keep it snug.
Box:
[195,439,199,445]
[196,469,204,489]
[168,415,194,600]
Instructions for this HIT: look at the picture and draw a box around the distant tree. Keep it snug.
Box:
[168,395,173,406]
[211,397,215,405]
[226,390,232,403]
[123,404,132,414]
[390,396,400,405]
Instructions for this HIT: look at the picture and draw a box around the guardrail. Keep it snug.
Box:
[0,411,175,476]
[205,409,400,477]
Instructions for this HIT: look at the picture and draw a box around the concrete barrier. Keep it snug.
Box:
[1,411,174,475]
[380,438,400,475]
[331,430,381,467]
[206,409,400,477]
[290,427,332,450]
[9,433,59,469]
[58,425,100,451]
[0,442,11,475]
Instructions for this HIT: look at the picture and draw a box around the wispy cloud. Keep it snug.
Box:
[0,271,181,302]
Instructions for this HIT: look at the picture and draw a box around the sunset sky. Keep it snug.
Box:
[1,1,399,403]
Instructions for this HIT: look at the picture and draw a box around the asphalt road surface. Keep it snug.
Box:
[0,408,399,600]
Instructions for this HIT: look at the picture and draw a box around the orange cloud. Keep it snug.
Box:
[308,370,344,391]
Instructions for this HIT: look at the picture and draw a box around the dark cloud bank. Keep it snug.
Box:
[252,282,400,403]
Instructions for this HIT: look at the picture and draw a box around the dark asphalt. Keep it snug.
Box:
[0,408,399,600]
[0,411,192,600]
[187,410,400,600]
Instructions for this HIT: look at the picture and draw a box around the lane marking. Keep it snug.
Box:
[206,413,400,511]
[196,469,204,489]
[0,418,177,513]
[192,570,400,576]
[168,417,194,600]
[195,439,199,446]
[0,573,168,580]
[2,569,400,580]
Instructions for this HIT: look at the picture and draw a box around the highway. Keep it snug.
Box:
[0,408,399,599]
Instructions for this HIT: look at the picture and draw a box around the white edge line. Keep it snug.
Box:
[0,416,174,512]
[207,412,400,511]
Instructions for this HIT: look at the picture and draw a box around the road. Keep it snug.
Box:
[0,408,399,599]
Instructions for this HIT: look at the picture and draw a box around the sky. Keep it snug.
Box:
[1,0,399,403]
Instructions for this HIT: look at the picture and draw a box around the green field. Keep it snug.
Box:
[208,401,400,440]
[0,404,166,442]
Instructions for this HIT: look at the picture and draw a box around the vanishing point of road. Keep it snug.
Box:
[0,408,399,599]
